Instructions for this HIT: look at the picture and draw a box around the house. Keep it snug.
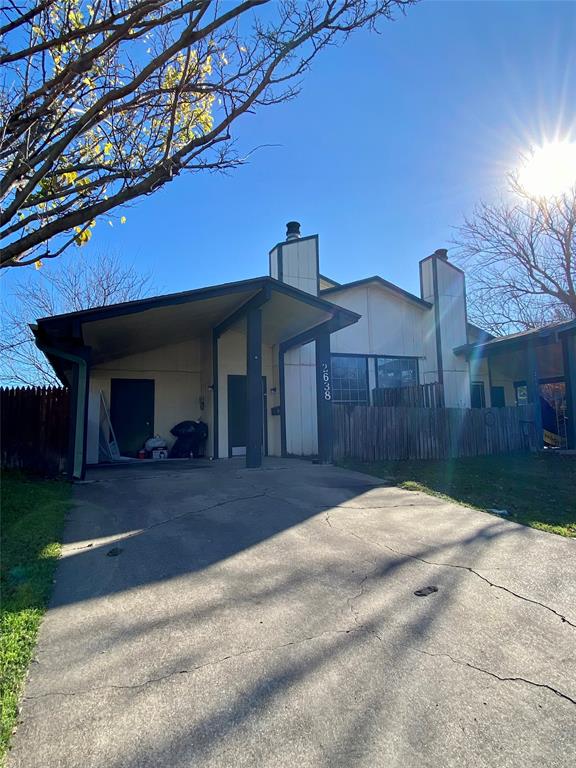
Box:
[33,221,576,479]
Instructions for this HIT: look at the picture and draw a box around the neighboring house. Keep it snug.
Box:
[33,222,576,478]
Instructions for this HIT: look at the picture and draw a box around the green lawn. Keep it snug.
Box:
[0,473,70,763]
[340,453,576,537]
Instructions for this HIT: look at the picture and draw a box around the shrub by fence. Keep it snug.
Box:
[333,403,538,461]
[1,387,69,475]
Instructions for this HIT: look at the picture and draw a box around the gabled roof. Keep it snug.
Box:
[318,273,340,288]
[467,322,494,343]
[33,275,362,379]
[36,275,359,330]
[320,276,432,309]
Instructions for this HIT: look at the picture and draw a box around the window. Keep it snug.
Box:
[471,381,486,408]
[331,356,369,403]
[376,357,418,389]
[515,382,528,406]
[490,386,506,408]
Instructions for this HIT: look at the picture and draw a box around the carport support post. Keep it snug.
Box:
[315,332,333,463]
[246,308,263,468]
[526,340,543,450]
[561,332,576,449]
[67,362,80,480]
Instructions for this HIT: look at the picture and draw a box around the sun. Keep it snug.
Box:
[517,141,576,198]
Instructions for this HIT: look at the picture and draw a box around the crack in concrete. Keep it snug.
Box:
[24,627,364,701]
[379,541,576,629]
[63,491,270,552]
[416,649,576,705]
[345,566,384,642]
[324,515,575,628]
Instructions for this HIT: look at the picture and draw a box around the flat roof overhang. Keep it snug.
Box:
[454,318,576,360]
[33,276,361,382]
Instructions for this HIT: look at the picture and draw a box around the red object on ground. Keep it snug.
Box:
[138,450,146,460]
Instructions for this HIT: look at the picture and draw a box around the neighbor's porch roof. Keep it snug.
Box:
[454,318,576,359]
[33,276,361,382]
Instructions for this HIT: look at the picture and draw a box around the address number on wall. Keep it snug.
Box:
[321,362,332,401]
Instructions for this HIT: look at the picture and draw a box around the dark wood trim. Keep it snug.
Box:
[277,243,283,282]
[487,355,494,407]
[246,308,263,468]
[279,346,287,458]
[263,378,269,457]
[330,352,424,360]
[212,331,219,459]
[432,256,444,386]
[213,286,271,338]
[561,334,576,449]
[526,341,543,448]
[315,235,320,296]
[80,359,91,480]
[321,274,431,309]
[67,363,79,481]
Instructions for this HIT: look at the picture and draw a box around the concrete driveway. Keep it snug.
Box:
[8,458,576,768]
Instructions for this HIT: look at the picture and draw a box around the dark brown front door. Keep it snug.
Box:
[110,378,154,456]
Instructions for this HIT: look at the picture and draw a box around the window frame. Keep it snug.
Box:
[490,386,506,408]
[375,355,420,390]
[471,380,486,409]
[330,353,370,404]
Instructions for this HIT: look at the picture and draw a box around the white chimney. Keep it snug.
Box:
[269,221,319,296]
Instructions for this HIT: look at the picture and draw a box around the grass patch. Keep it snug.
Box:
[340,453,576,537]
[0,472,70,762]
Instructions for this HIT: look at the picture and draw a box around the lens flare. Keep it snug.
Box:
[518,141,576,198]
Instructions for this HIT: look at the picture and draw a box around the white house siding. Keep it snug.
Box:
[284,342,318,456]
[269,236,319,455]
[419,256,470,407]
[328,285,429,404]
[87,339,210,464]
[330,285,427,358]
[419,259,441,388]
[435,259,470,407]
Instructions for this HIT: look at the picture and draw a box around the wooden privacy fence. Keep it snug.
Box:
[372,382,445,408]
[1,386,70,474]
[333,403,538,461]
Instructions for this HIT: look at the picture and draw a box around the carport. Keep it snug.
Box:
[33,277,359,479]
[455,318,576,449]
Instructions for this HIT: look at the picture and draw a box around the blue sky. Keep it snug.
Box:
[5,0,576,300]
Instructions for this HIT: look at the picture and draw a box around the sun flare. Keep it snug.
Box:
[517,141,576,198]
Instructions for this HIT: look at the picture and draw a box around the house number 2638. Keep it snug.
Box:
[321,362,332,401]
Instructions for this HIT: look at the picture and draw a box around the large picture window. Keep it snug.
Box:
[376,357,418,389]
[331,356,369,403]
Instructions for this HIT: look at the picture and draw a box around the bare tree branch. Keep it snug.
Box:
[1,0,416,267]
[0,251,154,385]
[453,178,576,335]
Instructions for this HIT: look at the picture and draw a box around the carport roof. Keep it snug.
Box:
[33,276,361,376]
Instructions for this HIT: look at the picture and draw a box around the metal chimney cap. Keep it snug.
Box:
[286,221,301,241]
[434,248,448,260]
